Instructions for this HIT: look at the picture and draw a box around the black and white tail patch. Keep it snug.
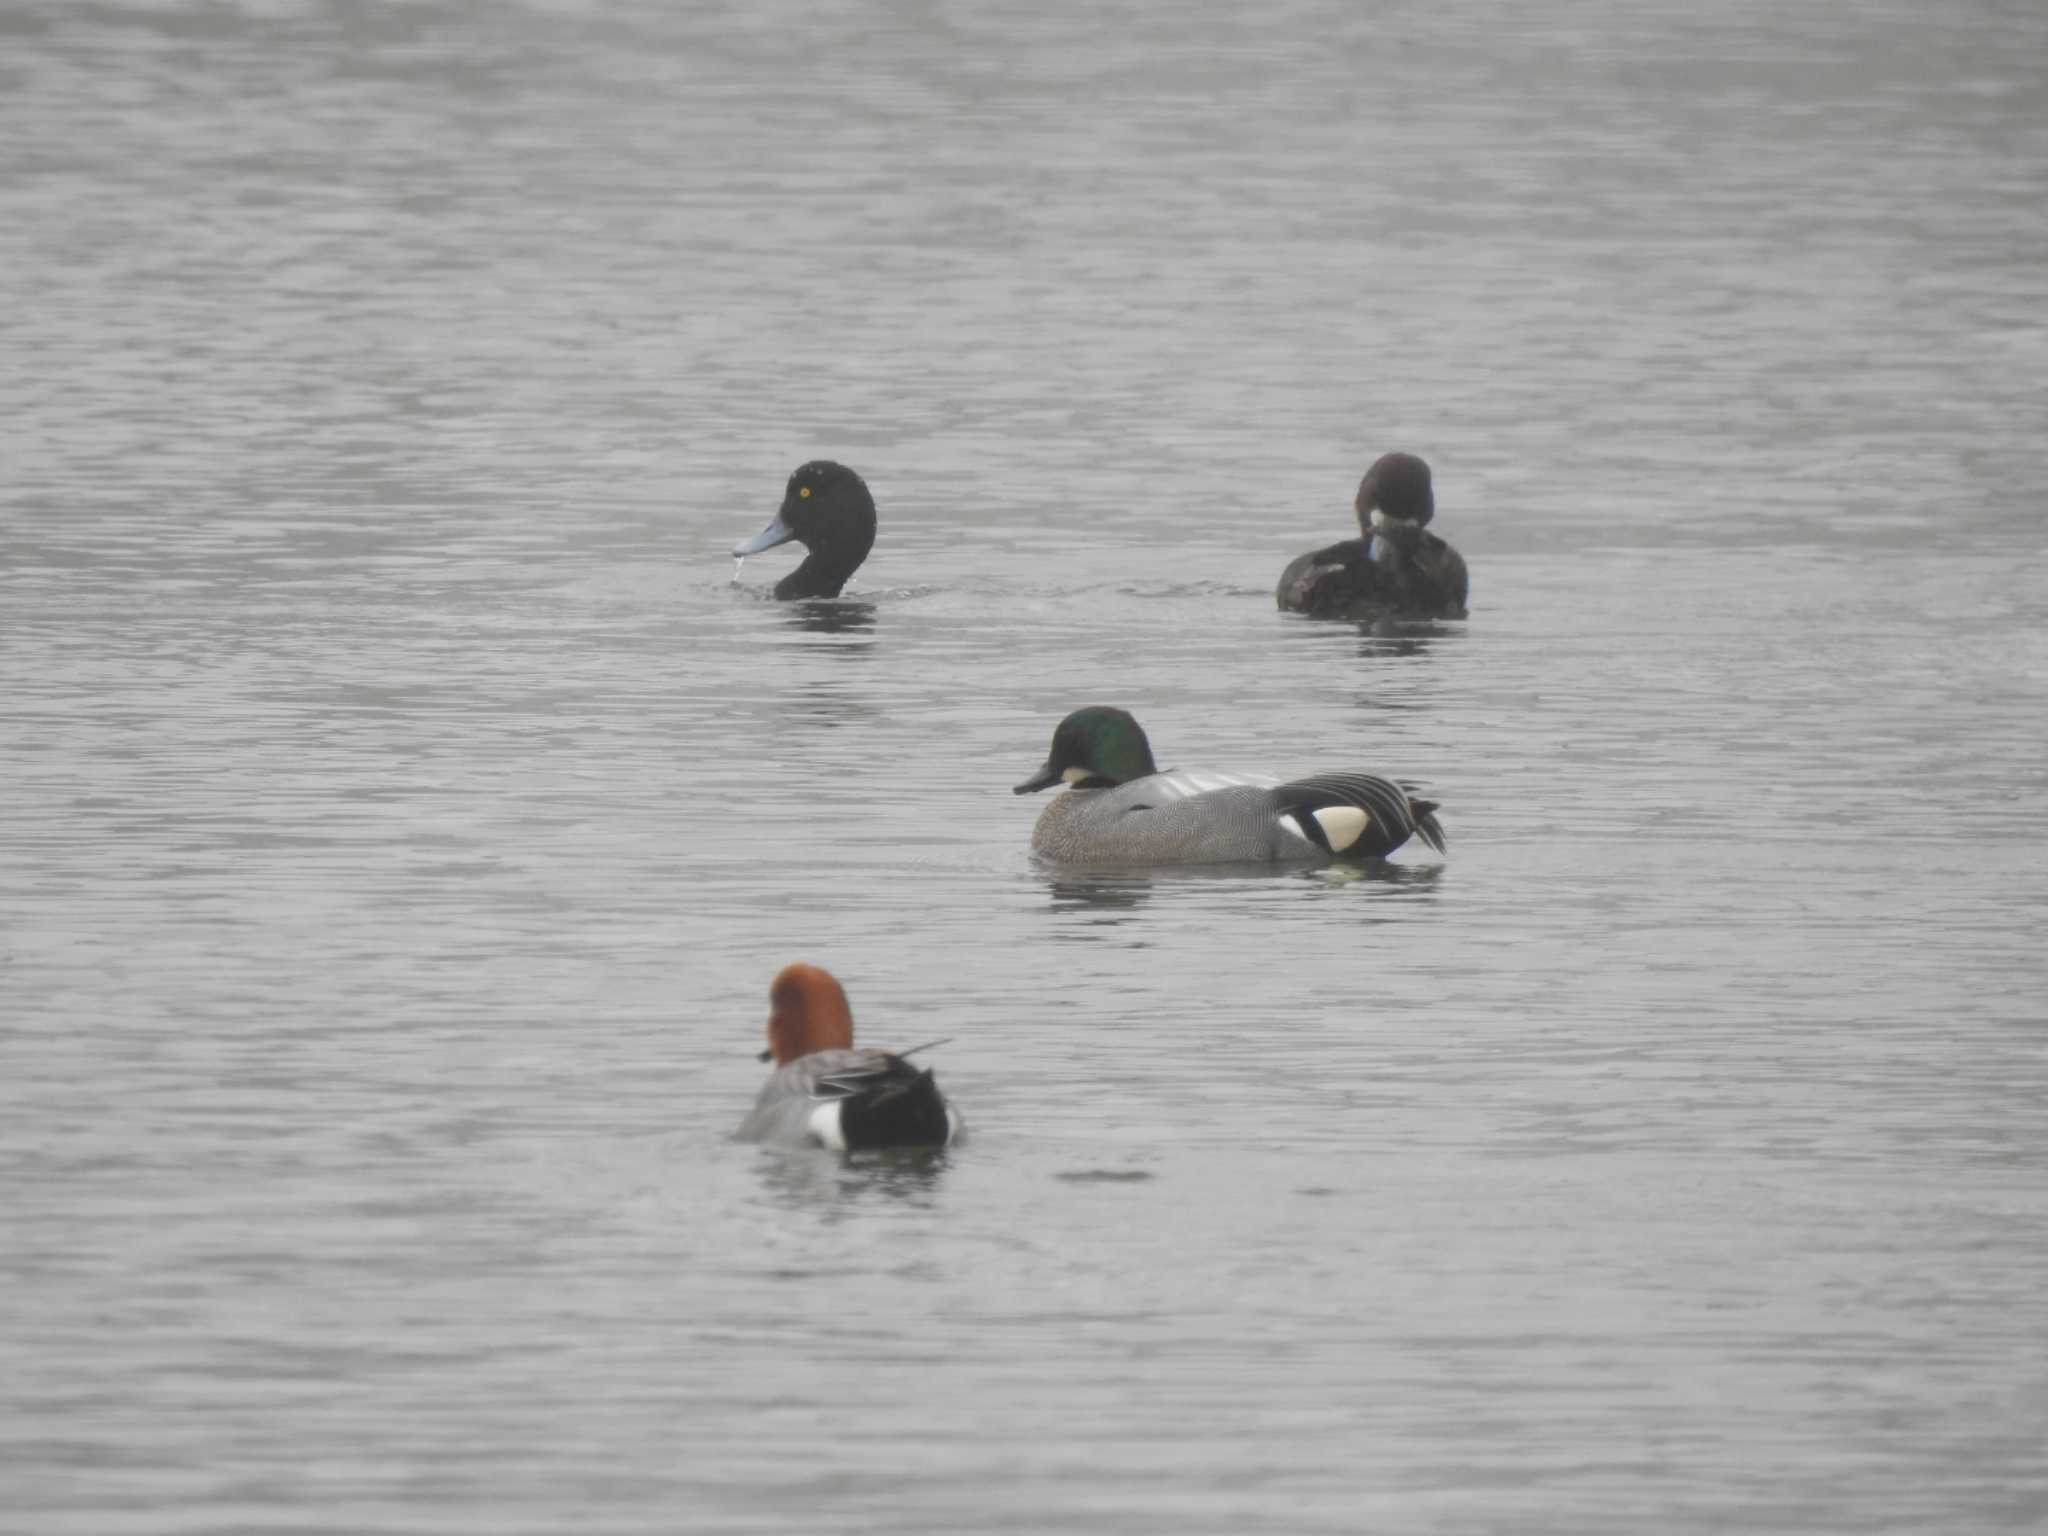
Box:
[1273,773,1441,859]
[811,1055,954,1151]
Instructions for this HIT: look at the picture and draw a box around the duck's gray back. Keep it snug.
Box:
[1029,775,1310,865]
[734,1048,874,1143]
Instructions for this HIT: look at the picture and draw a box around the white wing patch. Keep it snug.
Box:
[1147,769,1280,801]
[1312,805,1371,852]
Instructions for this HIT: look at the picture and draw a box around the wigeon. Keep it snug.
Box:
[735,963,961,1150]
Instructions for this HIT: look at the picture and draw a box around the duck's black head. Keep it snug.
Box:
[1013,706,1160,794]
[1356,452,1434,531]
[733,460,878,600]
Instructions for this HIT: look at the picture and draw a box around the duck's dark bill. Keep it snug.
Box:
[733,516,795,557]
[756,1046,774,1062]
[1013,764,1062,794]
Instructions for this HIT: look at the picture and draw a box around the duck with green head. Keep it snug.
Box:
[1014,706,1446,866]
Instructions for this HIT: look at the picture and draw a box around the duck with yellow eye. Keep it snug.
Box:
[732,460,878,599]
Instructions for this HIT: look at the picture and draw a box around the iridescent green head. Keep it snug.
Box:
[1013,706,1160,793]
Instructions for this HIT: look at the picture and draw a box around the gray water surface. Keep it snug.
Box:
[4,2,2047,1531]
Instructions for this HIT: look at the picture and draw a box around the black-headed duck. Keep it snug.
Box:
[1276,452,1469,619]
[732,461,877,599]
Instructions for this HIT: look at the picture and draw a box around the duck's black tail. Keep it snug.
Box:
[825,1055,955,1150]
[1406,793,1448,856]
[1274,773,1446,859]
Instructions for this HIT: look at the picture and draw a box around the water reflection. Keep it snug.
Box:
[1354,615,1465,659]
[1301,860,1444,892]
[748,1143,951,1214]
[1040,857,1441,913]
[1273,609,1462,663]
[782,599,876,639]
[1351,691,1427,716]
[784,679,882,729]
[1044,870,1155,912]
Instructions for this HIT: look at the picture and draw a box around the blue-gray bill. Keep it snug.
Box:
[732,515,796,557]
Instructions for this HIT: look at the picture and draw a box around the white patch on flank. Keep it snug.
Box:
[1312,805,1371,852]
[807,1100,847,1151]
[944,1107,962,1145]
[1062,765,1092,785]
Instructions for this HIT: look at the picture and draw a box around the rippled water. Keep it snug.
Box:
[4,1,2047,1530]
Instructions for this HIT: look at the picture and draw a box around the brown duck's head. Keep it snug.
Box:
[759,962,855,1064]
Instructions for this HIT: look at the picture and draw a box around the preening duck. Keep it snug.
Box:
[1276,452,1469,619]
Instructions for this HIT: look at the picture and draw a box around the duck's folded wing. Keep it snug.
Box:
[1416,533,1469,609]
[807,1049,914,1098]
[737,1050,955,1150]
[1111,768,1281,806]
[1271,772,1445,857]
[1278,538,1392,614]
[734,1051,872,1143]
